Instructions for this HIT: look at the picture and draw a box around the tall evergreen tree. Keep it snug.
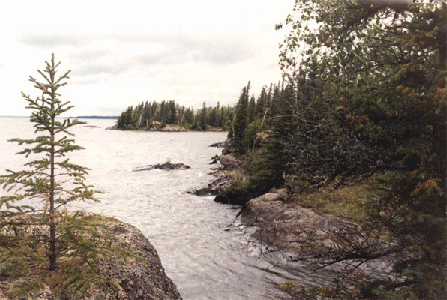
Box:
[256,86,269,125]
[232,82,250,156]
[267,84,280,122]
[184,107,194,126]
[209,106,219,128]
[247,95,256,124]
[199,102,207,131]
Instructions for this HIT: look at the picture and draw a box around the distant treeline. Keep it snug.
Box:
[116,100,236,130]
[77,115,118,119]
[116,84,284,132]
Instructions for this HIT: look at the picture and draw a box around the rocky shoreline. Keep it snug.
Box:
[201,150,400,291]
[237,192,396,278]
[109,124,225,133]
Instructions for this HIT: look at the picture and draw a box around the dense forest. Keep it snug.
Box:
[222,0,446,299]
[115,100,234,131]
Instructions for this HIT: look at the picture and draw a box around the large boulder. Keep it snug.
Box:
[239,190,398,279]
[94,220,182,300]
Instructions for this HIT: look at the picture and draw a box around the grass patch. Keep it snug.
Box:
[288,178,384,224]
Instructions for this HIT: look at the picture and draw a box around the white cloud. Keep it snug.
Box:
[0,0,294,116]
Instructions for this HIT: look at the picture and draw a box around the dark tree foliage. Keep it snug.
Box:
[256,86,270,126]
[223,1,445,298]
[232,82,250,156]
[272,0,447,298]
[199,102,208,131]
[243,84,296,194]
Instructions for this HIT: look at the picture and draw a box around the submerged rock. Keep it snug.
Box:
[209,142,226,148]
[134,163,191,172]
[189,187,220,196]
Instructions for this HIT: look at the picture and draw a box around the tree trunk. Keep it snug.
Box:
[48,55,57,271]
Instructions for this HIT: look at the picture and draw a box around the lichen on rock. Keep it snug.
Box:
[0,215,182,300]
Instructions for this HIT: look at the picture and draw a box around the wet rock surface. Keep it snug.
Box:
[214,189,251,206]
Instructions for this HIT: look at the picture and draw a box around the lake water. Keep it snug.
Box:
[0,117,298,299]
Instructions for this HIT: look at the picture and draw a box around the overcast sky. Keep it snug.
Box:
[0,0,294,116]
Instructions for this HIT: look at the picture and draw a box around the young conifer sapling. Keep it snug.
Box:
[0,53,98,272]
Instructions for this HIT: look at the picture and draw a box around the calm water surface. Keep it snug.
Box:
[0,117,298,299]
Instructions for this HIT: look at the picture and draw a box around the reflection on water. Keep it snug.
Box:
[0,118,298,300]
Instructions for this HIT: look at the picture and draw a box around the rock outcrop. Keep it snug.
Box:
[191,154,241,198]
[157,124,188,132]
[0,217,182,300]
[238,190,398,279]
[209,154,251,205]
[209,155,220,164]
[94,220,182,300]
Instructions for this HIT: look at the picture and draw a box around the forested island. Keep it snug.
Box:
[115,100,235,131]
[76,115,119,119]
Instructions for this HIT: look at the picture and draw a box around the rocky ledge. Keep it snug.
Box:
[134,163,191,172]
[0,217,182,300]
[238,191,399,282]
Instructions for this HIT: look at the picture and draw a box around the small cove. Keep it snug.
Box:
[0,117,301,299]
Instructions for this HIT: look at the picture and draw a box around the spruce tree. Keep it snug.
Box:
[199,102,207,130]
[232,82,250,156]
[247,95,256,124]
[0,54,99,273]
[209,106,218,128]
